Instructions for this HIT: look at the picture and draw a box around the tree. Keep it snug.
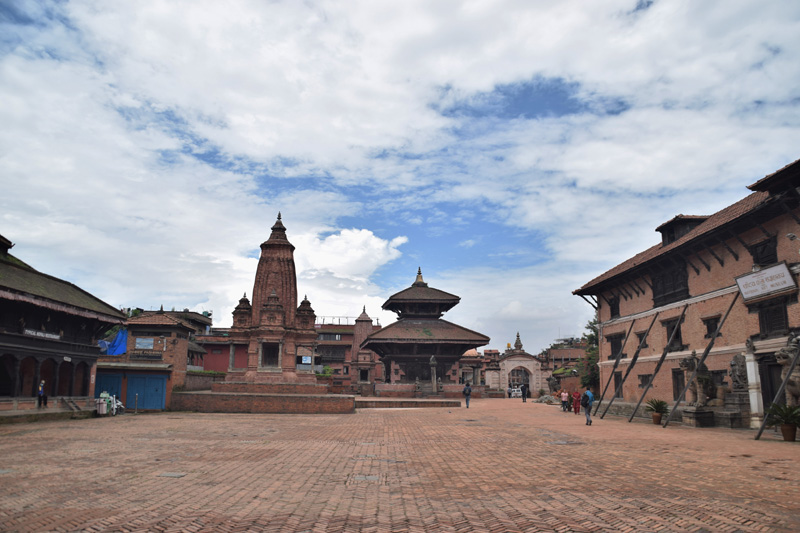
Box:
[579,315,599,389]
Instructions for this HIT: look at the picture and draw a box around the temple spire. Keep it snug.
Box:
[413,267,427,287]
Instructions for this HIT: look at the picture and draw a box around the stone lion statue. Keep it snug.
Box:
[774,335,800,407]
[679,351,716,407]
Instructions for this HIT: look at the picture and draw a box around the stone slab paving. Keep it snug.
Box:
[0,398,798,532]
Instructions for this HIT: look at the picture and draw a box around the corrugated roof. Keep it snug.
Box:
[575,190,771,294]
[0,252,124,320]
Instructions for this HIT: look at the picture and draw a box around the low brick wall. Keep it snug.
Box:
[0,398,37,411]
[212,382,329,395]
[374,383,416,397]
[171,391,355,414]
[184,373,226,391]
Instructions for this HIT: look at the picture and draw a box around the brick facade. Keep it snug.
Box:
[575,157,800,427]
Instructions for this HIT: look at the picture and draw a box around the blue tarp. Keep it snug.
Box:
[102,329,128,355]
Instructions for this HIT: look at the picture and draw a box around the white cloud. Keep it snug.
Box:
[1,0,799,355]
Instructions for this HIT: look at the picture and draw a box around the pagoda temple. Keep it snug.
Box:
[362,269,489,390]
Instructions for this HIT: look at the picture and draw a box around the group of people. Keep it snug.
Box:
[466,382,595,426]
[558,387,595,425]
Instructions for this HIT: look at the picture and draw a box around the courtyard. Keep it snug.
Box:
[0,399,798,532]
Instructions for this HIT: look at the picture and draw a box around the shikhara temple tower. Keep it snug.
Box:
[362,268,490,387]
[225,213,318,384]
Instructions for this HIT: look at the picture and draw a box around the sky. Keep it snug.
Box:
[2,0,799,354]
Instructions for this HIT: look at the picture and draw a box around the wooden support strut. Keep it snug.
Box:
[662,292,741,428]
[626,283,640,297]
[592,320,637,418]
[777,196,800,225]
[600,310,671,419]
[690,251,711,272]
[755,332,800,440]
[632,280,645,295]
[681,254,701,275]
[579,294,598,310]
[621,311,669,422]
[619,285,633,300]
[704,243,724,267]
[631,298,729,423]
[716,237,739,261]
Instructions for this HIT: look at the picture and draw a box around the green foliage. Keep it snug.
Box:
[644,398,670,415]
[765,402,800,427]
[538,388,545,397]
[579,316,600,389]
[316,365,333,378]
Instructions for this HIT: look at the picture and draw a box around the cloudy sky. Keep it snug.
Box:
[2,1,799,353]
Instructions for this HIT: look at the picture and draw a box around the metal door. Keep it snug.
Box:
[126,375,166,410]
[95,373,122,399]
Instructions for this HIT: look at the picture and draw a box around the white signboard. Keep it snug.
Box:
[135,337,154,349]
[735,262,796,301]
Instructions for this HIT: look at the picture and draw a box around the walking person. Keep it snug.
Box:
[582,387,595,425]
[560,390,569,412]
[520,383,528,402]
[38,380,47,408]
[462,382,472,408]
[572,390,581,414]
[507,386,512,399]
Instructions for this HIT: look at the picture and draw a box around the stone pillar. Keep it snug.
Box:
[744,351,763,429]
[12,357,20,397]
[54,361,61,398]
[33,359,41,397]
[68,364,75,396]
[229,344,235,370]
[429,356,437,394]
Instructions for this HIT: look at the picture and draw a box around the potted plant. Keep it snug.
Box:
[765,402,800,442]
[644,398,670,425]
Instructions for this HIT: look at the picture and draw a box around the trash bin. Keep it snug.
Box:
[96,398,107,415]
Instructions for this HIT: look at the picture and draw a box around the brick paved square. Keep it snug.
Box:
[1,399,798,532]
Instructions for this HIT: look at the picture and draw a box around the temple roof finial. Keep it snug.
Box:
[413,267,427,287]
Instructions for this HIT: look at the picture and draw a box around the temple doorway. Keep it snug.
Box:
[509,367,531,388]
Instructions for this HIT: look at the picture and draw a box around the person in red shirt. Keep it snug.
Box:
[572,390,581,414]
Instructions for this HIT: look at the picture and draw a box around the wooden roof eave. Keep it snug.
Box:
[575,193,783,297]
[0,288,126,324]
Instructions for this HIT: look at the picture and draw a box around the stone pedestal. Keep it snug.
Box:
[682,407,715,427]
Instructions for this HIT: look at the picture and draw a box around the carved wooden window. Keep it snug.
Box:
[609,297,620,319]
[663,318,686,352]
[606,333,626,360]
[759,301,788,337]
[638,374,652,389]
[702,316,721,338]
[635,332,649,349]
[672,368,685,401]
[613,371,623,398]
[652,261,690,307]
[316,345,347,362]
[748,236,777,267]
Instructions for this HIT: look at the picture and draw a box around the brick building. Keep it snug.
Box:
[96,308,211,410]
[0,234,125,411]
[574,157,800,427]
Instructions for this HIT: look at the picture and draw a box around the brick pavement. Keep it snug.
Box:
[0,398,798,532]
